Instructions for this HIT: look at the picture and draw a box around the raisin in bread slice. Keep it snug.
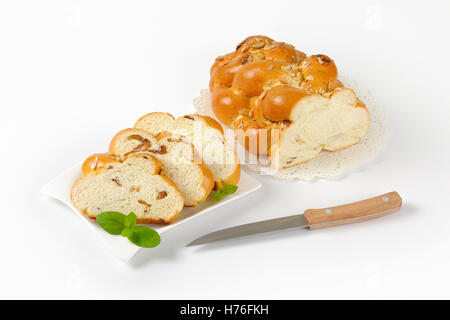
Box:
[71,152,184,224]
[109,128,214,206]
[134,112,240,188]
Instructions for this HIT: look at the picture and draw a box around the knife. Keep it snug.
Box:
[186,191,402,247]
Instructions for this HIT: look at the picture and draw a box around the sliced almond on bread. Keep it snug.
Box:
[71,153,184,224]
[109,128,214,206]
[134,112,240,188]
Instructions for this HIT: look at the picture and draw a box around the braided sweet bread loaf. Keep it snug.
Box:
[210,35,370,169]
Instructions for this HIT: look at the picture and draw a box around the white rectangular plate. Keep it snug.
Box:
[41,162,261,261]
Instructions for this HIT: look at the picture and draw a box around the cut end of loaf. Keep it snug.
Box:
[270,88,370,170]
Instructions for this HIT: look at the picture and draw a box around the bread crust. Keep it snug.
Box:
[299,54,338,94]
[209,35,370,169]
[212,87,250,127]
[262,86,308,121]
[81,153,121,176]
[184,114,224,135]
[81,152,162,176]
[135,112,226,136]
[223,161,241,186]
[233,116,272,155]
[192,161,215,206]
[135,111,175,127]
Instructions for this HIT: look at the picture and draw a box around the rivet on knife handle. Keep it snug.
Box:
[303,191,402,230]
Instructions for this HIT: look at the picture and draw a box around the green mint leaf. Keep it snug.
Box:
[213,189,225,200]
[96,211,127,235]
[222,184,238,194]
[96,211,160,249]
[124,212,137,228]
[213,185,238,200]
[127,226,161,248]
[121,228,133,238]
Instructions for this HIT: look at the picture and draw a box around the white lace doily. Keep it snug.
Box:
[193,77,390,181]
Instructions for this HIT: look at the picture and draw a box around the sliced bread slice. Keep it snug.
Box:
[71,152,184,224]
[109,128,214,206]
[134,112,240,188]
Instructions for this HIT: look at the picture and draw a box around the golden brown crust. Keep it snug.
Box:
[211,87,250,127]
[81,152,162,176]
[210,59,246,91]
[263,42,302,63]
[261,86,308,121]
[186,114,225,135]
[209,36,367,157]
[135,111,175,125]
[234,35,304,64]
[299,54,338,94]
[192,162,215,207]
[233,116,272,155]
[209,35,307,93]
[224,161,241,186]
[81,153,120,176]
[211,52,235,76]
[231,60,289,97]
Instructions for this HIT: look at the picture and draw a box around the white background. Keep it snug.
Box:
[1,0,449,299]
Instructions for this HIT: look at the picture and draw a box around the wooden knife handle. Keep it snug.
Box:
[304,191,402,230]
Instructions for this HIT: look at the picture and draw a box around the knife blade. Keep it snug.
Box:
[186,191,402,247]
